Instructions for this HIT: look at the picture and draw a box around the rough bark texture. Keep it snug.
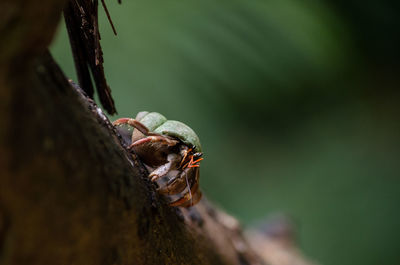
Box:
[0,1,316,265]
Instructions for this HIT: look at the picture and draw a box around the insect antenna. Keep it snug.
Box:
[184,170,193,206]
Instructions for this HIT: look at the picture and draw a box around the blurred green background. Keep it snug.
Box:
[51,0,400,264]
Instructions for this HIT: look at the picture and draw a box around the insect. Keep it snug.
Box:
[113,111,203,207]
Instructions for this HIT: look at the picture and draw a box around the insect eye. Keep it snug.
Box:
[193,152,203,159]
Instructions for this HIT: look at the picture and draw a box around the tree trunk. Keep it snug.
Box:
[0,1,315,265]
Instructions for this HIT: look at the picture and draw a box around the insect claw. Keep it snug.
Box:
[150,174,160,182]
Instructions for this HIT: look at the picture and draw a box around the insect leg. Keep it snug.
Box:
[169,168,201,207]
[157,167,192,195]
[169,182,202,207]
[130,135,178,149]
[148,153,179,182]
[113,118,150,135]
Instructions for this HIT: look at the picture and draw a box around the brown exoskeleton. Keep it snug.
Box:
[113,111,203,207]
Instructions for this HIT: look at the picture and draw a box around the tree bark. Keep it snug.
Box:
[0,1,315,265]
[0,1,263,264]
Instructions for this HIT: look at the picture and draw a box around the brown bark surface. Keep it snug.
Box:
[0,1,316,265]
